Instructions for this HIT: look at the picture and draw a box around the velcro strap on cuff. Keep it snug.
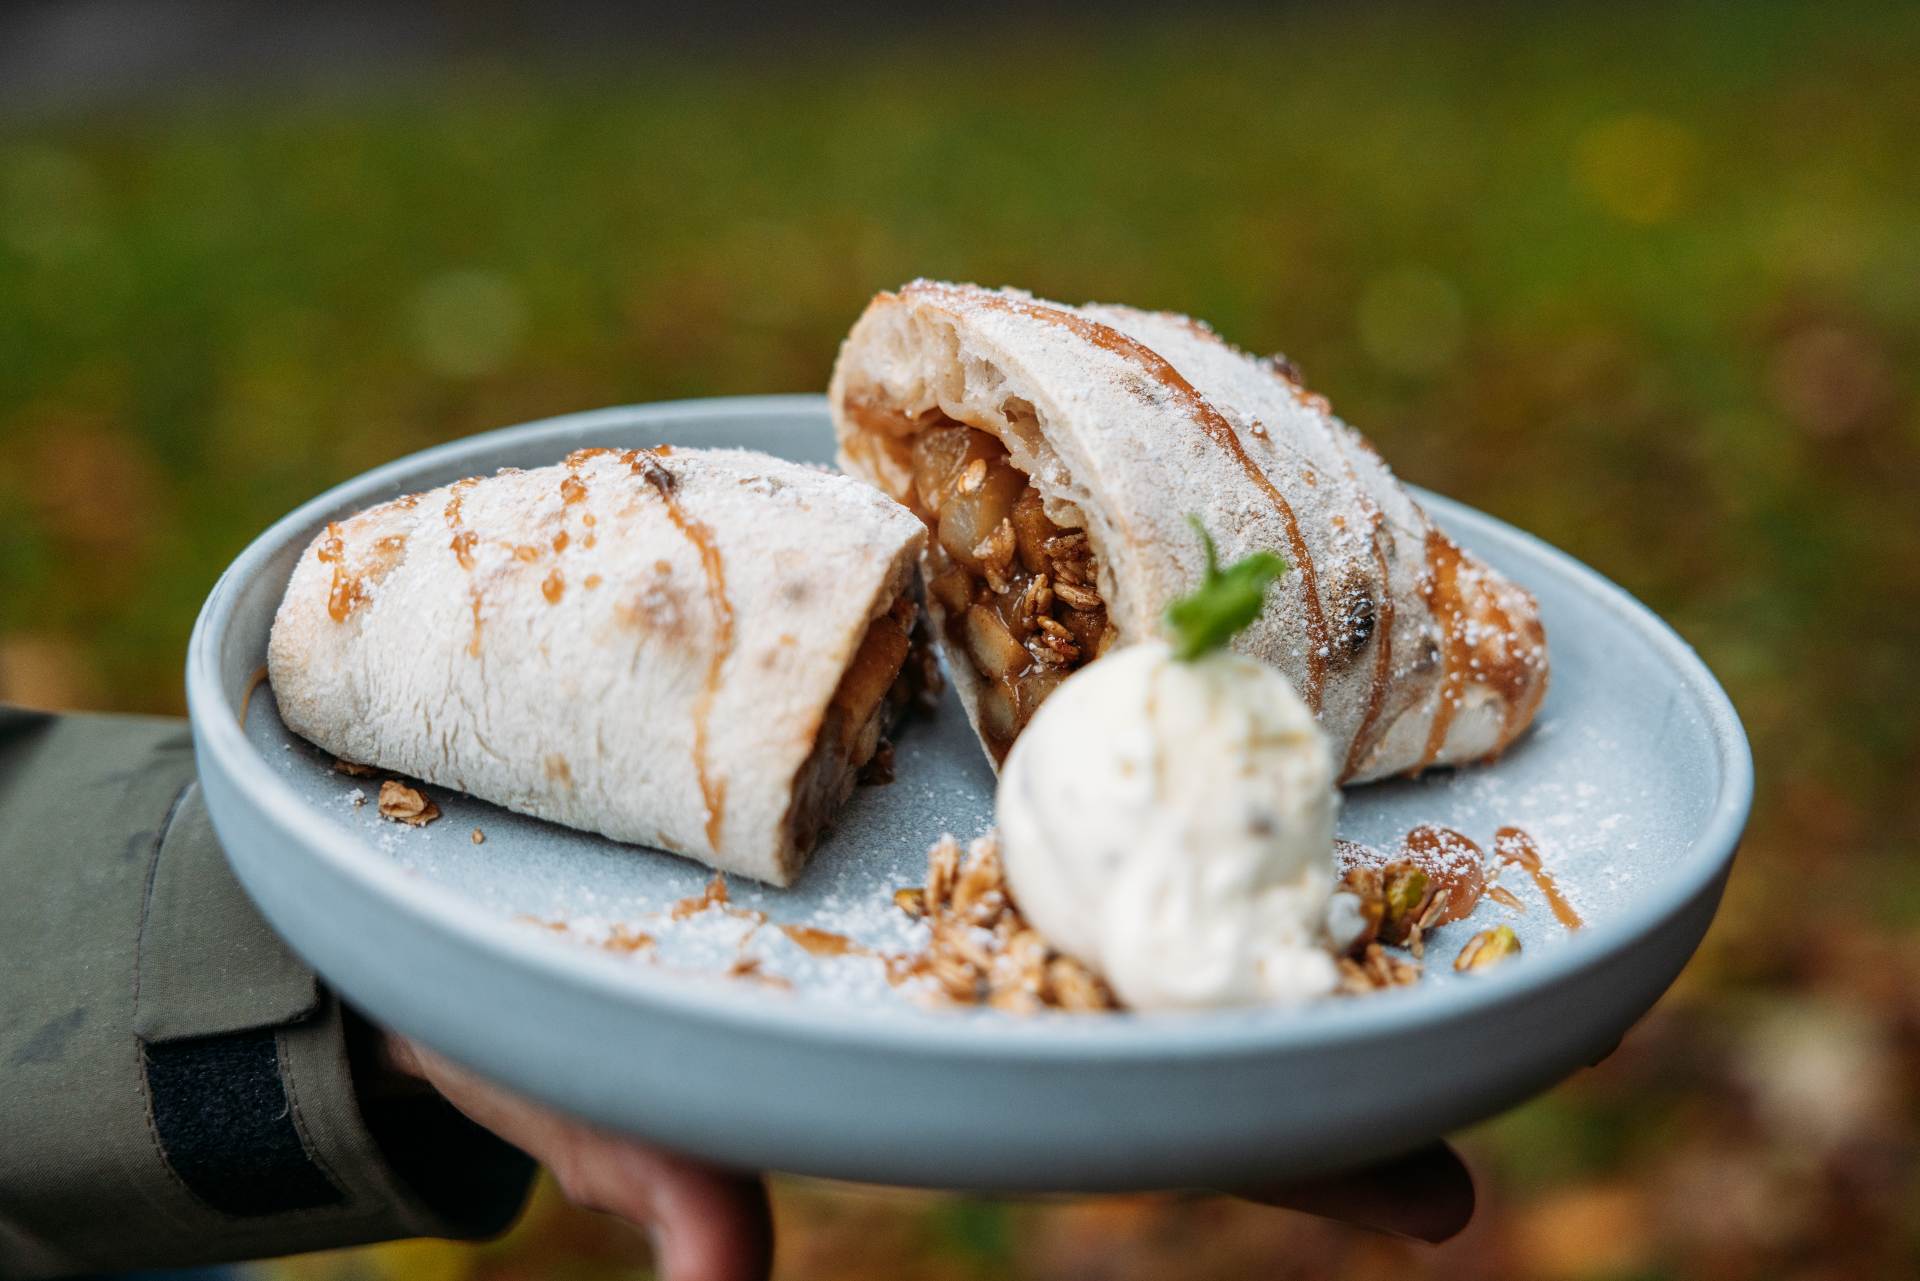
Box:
[142,1029,349,1217]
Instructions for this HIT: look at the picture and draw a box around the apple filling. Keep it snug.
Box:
[906,420,1114,760]
[783,594,930,864]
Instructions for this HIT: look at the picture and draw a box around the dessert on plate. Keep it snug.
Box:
[269,446,927,885]
[993,526,1342,1009]
[829,280,1549,780]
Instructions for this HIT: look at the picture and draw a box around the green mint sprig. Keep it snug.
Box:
[1163,516,1287,661]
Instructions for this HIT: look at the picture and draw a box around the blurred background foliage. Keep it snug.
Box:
[3,0,1917,1276]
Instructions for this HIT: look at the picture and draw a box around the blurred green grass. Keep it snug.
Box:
[4,1,1918,1277]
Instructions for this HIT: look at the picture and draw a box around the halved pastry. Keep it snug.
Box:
[268,446,927,885]
[829,280,1547,782]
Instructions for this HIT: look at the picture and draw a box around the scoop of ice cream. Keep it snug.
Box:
[996,640,1340,1010]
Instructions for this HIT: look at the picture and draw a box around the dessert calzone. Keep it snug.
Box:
[830,280,1548,781]
[269,447,927,885]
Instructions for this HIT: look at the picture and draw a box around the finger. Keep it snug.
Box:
[398,1039,774,1281]
[602,1149,772,1281]
[1229,1142,1474,1243]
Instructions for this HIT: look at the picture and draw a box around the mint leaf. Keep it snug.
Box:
[1163,516,1287,661]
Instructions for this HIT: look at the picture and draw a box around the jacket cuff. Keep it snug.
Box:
[131,782,537,1264]
[0,709,533,1279]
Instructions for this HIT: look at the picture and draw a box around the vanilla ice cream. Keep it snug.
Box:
[996,640,1342,1010]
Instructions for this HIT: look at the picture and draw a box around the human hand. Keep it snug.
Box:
[383,1031,1470,1281]
[1229,1141,1475,1243]
[382,1034,774,1281]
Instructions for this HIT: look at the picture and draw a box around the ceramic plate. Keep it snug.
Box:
[186,396,1752,1191]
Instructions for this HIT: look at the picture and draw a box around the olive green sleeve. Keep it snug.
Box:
[0,708,535,1278]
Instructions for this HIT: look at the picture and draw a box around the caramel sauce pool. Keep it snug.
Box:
[1399,823,1487,924]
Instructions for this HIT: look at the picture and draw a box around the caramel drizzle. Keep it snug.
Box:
[670,873,767,931]
[1494,826,1582,930]
[779,924,866,958]
[316,519,412,624]
[1344,539,1396,778]
[671,872,730,919]
[442,476,479,533]
[315,522,367,623]
[903,280,1332,709]
[1319,421,1393,779]
[1416,529,1471,771]
[1414,524,1548,770]
[604,925,655,954]
[450,530,478,569]
[1312,415,1394,778]
[627,449,733,853]
[442,477,485,654]
[531,467,589,606]
[562,456,603,547]
[1140,298,1392,762]
[1478,583,1548,755]
[237,663,269,725]
[1484,590,1525,747]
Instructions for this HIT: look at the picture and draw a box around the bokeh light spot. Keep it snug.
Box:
[1766,322,1898,439]
[1573,112,1697,225]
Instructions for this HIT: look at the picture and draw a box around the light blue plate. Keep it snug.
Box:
[186,396,1752,1191]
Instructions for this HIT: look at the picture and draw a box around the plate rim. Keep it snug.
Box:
[186,393,1754,1060]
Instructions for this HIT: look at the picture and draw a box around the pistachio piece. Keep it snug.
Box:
[1454,925,1522,972]
[1378,861,1431,944]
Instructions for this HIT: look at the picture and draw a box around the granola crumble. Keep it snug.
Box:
[1329,864,1432,991]
[897,833,1118,1012]
[1337,942,1422,994]
[377,780,440,826]
[974,519,1018,595]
